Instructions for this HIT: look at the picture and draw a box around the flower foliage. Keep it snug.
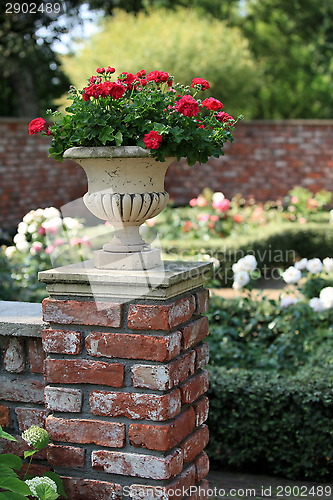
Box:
[28,67,241,165]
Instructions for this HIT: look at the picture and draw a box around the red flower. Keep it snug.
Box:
[233,214,243,223]
[143,131,163,149]
[146,70,171,84]
[118,72,136,89]
[106,66,116,73]
[201,98,224,111]
[136,69,147,78]
[191,78,210,91]
[109,82,126,99]
[28,117,47,135]
[82,84,101,101]
[175,95,200,117]
[96,67,105,74]
[216,111,235,123]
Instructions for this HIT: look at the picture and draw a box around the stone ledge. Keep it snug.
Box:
[0,301,44,337]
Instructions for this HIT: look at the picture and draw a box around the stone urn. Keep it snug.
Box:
[63,146,174,270]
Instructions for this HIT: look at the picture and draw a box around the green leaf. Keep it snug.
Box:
[0,492,28,500]
[44,472,67,498]
[0,464,18,478]
[0,454,22,470]
[0,477,32,495]
[23,450,37,459]
[35,484,59,500]
[0,426,18,442]
[114,131,123,147]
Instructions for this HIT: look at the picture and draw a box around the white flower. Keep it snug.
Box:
[323,257,333,273]
[13,234,29,252]
[232,255,257,274]
[17,222,28,234]
[306,258,323,274]
[30,242,43,255]
[5,246,16,258]
[27,223,38,233]
[319,286,333,309]
[282,266,302,284]
[35,208,45,217]
[232,270,250,289]
[25,477,57,498]
[13,233,26,244]
[63,217,82,230]
[294,258,308,270]
[212,191,225,203]
[43,207,61,219]
[23,210,36,224]
[42,217,63,231]
[309,297,326,312]
[280,296,299,308]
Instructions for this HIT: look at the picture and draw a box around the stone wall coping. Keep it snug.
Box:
[0,301,45,337]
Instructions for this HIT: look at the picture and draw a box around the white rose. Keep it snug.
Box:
[43,207,61,219]
[306,258,323,274]
[27,223,38,233]
[232,270,250,289]
[35,208,45,217]
[294,258,308,270]
[233,255,257,273]
[22,210,35,224]
[319,286,333,309]
[282,266,302,284]
[309,297,326,312]
[42,217,63,230]
[323,257,333,273]
[212,192,225,203]
[15,240,29,252]
[13,233,27,244]
[280,296,298,308]
[63,217,82,230]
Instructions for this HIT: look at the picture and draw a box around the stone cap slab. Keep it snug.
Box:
[0,301,44,337]
[38,260,212,301]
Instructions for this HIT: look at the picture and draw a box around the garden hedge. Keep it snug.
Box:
[207,366,333,480]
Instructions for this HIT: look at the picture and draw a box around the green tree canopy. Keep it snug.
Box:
[61,8,260,118]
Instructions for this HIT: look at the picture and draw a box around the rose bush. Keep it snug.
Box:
[29,67,241,165]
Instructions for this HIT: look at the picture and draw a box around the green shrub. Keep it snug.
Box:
[207,366,333,480]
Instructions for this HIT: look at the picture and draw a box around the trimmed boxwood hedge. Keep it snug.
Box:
[207,366,333,480]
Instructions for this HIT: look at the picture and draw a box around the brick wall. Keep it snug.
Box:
[2,119,332,231]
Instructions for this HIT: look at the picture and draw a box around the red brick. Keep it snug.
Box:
[86,331,181,362]
[187,479,210,499]
[42,298,122,327]
[61,476,122,500]
[180,370,209,404]
[90,389,181,421]
[195,451,210,482]
[19,463,51,479]
[180,317,209,350]
[195,343,209,369]
[131,350,195,391]
[92,448,183,480]
[195,289,210,314]
[4,338,25,373]
[0,405,11,428]
[129,407,196,451]
[15,408,49,431]
[0,376,44,404]
[127,296,195,330]
[42,328,82,355]
[28,338,46,374]
[181,425,209,463]
[47,443,85,468]
[45,359,124,387]
[130,464,196,500]
[45,416,125,448]
[193,396,209,427]
[0,435,46,459]
[44,386,82,412]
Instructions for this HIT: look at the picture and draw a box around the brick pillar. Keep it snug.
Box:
[39,261,211,499]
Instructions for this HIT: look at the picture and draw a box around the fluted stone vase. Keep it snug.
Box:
[63,146,174,270]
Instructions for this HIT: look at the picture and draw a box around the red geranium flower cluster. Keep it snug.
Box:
[143,131,163,149]
[191,78,210,91]
[216,111,235,123]
[28,118,51,136]
[201,97,224,111]
[82,81,126,101]
[175,95,200,117]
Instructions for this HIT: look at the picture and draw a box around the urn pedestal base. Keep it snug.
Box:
[93,248,161,271]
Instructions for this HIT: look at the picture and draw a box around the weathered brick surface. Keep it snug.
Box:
[195,290,210,315]
[15,407,49,431]
[42,298,122,327]
[92,448,183,480]
[0,376,44,404]
[61,476,122,500]
[180,370,210,405]
[44,386,83,412]
[45,359,124,387]
[47,443,85,469]
[180,425,209,463]
[0,405,11,427]
[194,343,209,370]
[129,407,196,451]
[195,452,210,482]
[180,317,209,351]
[127,296,195,330]
[4,338,25,373]
[193,396,209,427]
[90,389,181,421]
[0,435,46,459]
[131,351,196,390]
[42,328,82,355]
[28,338,46,374]
[45,416,125,448]
[86,331,182,362]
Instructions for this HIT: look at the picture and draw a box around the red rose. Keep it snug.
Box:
[191,78,210,91]
[175,95,200,117]
[216,111,235,123]
[28,117,47,135]
[201,98,224,111]
[143,131,163,149]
